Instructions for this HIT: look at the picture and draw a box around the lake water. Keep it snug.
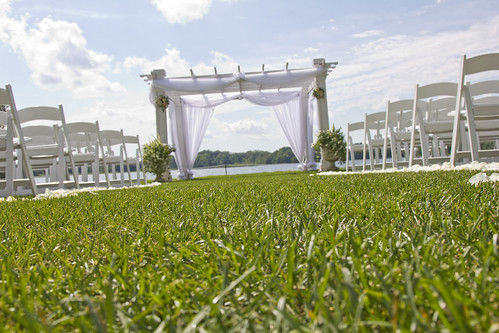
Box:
[168,163,303,178]
[37,160,370,183]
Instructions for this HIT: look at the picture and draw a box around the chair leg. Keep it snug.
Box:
[120,150,125,187]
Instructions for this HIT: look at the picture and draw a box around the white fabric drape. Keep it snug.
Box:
[168,99,214,179]
[272,93,309,170]
[152,67,327,95]
[167,90,315,178]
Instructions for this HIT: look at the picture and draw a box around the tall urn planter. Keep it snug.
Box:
[312,125,347,172]
[319,147,340,171]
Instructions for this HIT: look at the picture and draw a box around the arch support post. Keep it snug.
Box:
[151,69,168,144]
[313,59,334,171]
[150,69,172,181]
[314,58,330,132]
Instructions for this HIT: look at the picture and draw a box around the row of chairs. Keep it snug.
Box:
[0,84,146,197]
[345,52,499,171]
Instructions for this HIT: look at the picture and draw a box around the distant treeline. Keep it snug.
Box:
[169,147,298,168]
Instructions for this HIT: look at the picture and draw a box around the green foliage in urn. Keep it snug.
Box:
[312,125,347,162]
[142,138,175,181]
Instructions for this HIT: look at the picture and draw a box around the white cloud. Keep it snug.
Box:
[150,0,212,24]
[304,47,319,54]
[352,29,384,38]
[150,0,237,24]
[227,119,268,135]
[123,48,239,77]
[123,48,191,77]
[0,3,124,97]
[67,91,156,145]
[328,15,499,131]
[204,110,287,152]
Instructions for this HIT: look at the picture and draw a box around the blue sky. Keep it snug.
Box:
[1,0,499,152]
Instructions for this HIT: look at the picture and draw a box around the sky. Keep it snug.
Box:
[1,0,499,153]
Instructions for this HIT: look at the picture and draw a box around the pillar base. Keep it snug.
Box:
[319,158,339,172]
[159,168,173,182]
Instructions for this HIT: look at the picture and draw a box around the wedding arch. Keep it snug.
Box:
[141,58,336,180]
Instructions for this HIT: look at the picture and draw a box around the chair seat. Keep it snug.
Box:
[424,121,453,133]
[392,131,411,141]
[72,153,96,163]
[104,156,121,163]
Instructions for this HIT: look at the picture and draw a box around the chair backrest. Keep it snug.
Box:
[69,133,90,152]
[416,82,458,100]
[66,121,103,153]
[428,97,456,121]
[464,80,499,118]
[21,125,59,147]
[16,105,71,148]
[386,99,414,131]
[466,80,499,96]
[0,85,15,113]
[17,106,64,123]
[99,129,127,157]
[122,134,143,158]
[348,121,364,132]
[364,111,386,143]
[0,110,10,132]
[122,134,140,145]
[0,110,13,152]
[365,111,385,130]
[414,82,457,122]
[462,53,499,76]
[346,121,364,147]
[0,85,17,138]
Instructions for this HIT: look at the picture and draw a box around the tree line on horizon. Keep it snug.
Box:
[169,147,298,169]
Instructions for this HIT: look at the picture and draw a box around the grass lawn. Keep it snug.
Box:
[0,170,498,332]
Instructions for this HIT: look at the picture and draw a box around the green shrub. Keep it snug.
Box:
[312,125,347,161]
[142,138,175,181]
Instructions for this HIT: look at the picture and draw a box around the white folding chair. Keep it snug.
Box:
[364,111,386,170]
[0,85,36,196]
[451,53,499,165]
[66,121,109,188]
[462,80,499,160]
[12,105,79,193]
[0,109,15,196]
[345,121,365,172]
[382,99,414,169]
[409,82,459,166]
[98,129,132,187]
[0,102,34,196]
[122,134,146,185]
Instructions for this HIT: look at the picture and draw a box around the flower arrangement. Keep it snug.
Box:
[142,138,175,182]
[312,125,346,162]
[156,95,169,111]
[313,87,325,99]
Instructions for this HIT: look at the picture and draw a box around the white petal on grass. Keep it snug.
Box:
[33,182,162,200]
[468,172,489,186]
[314,162,499,176]
[489,173,499,182]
